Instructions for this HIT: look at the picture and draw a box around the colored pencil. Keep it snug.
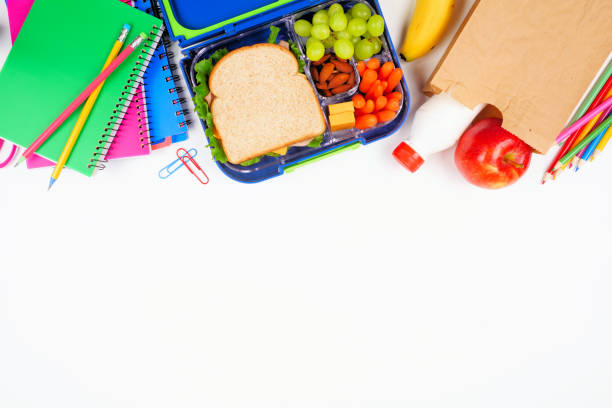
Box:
[577,123,610,170]
[559,114,612,166]
[542,73,612,182]
[592,124,612,161]
[569,101,612,168]
[15,32,148,166]
[555,97,612,144]
[48,25,131,190]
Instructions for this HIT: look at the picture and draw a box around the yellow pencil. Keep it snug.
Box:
[591,124,612,161]
[48,24,131,190]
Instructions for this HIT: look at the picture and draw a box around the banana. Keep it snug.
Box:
[400,0,455,62]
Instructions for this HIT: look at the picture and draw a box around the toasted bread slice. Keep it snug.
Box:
[209,43,326,164]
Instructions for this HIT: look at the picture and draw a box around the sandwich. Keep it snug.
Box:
[193,31,326,166]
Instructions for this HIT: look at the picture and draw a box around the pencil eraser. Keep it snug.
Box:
[123,24,131,31]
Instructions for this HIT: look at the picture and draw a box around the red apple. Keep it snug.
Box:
[454,118,532,189]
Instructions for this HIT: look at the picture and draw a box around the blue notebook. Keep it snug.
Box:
[133,0,189,148]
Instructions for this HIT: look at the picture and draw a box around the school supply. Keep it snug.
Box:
[49,24,132,190]
[159,147,197,179]
[559,114,612,167]
[0,0,162,176]
[542,63,612,182]
[0,141,18,168]
[14,32,148,167]
[6,0,33,43]
[555,98,612,145]
[134,0,189,149]
[424,0,612,154]
[176,148,208,185]
[592,125,612,161]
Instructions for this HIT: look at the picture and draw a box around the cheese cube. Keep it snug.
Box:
[329,111,356,132]
[328,101,355,116]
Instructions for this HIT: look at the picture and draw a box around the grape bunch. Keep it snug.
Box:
[294,3,386,62]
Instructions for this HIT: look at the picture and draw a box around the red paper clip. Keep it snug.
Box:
[176,148,209,185]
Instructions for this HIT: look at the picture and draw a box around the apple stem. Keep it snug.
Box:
[503,156,525,169]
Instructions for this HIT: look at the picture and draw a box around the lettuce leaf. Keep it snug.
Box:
[193,48,229,163]
[267,26,281,44]
[307,135,324,148]
[288,40,305,73]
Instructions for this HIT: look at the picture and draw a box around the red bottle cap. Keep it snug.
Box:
[392,141,425,172]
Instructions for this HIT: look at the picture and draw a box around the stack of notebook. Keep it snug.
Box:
[1,0,190,172]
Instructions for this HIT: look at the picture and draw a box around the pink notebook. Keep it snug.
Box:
[8,0,152,169]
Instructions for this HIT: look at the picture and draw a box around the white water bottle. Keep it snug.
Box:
[393,93,484,172]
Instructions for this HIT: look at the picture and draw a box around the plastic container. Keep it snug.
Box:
[159,0,410,183]
[393,93,484,172]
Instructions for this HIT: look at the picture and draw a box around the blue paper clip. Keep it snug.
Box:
[158,148,198,179]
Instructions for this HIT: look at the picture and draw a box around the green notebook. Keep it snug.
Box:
[0,0,162,176]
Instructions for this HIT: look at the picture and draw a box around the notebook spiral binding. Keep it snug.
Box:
[89,25,164,169]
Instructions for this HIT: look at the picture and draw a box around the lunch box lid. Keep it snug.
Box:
[158,0,311,47]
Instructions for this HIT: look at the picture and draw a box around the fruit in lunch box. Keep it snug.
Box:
[329,11,348,32]
[400,0,455,62]
[366,15,385,37]
[354,39,375,61]
[351,3,372,20]
[292,2,387,61]
[311,23,330,40]
[306,39,325,61]
[312,10,329,25]
[454,118,532,189]
[294,19,312,37]
[334,38,354,60]
[347,18,367,37]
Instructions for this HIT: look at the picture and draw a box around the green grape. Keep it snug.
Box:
[312,10,329,25]
[306,39,325,61]
[334,38,354,60]
[362,31,372,39]
[329,12,348,32]
[328,3,343,16]
[355,38,375,60]
[306,37,319,48]
[335,30,351,41]
[369,37,382,55]
[347,17,367,37]
[322,36,335,49]
[351,3,371,20]
[346,13,353,23]
[367,15,385,37]
[311,23,331,40]
[351,36,361,46]
[294,19,312,37]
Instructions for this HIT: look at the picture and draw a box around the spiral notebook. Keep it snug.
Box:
[133,0,189,148]
[7,0,152,168]
[0,0,162,176]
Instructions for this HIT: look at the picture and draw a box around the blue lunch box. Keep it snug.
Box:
[157,0,410,183]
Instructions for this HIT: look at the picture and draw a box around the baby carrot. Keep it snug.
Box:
[379,61,394,80]
[356,114,378,129]
[366,57,380,71]
[385,68,403,93]
[380,81,388,92]
[365,80,381,100]
[352,94,366,109]
[361,99,375,114]
[386,91,402,101]
[375,96,388,111]
[376,110,396,123]
[359,69,377,93]
[385,98,401,112]
[357,60,366,76]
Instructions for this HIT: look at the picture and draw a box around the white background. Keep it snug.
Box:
[1,0,611,407]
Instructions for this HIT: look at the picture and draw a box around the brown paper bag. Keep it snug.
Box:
[424,0,612,153]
